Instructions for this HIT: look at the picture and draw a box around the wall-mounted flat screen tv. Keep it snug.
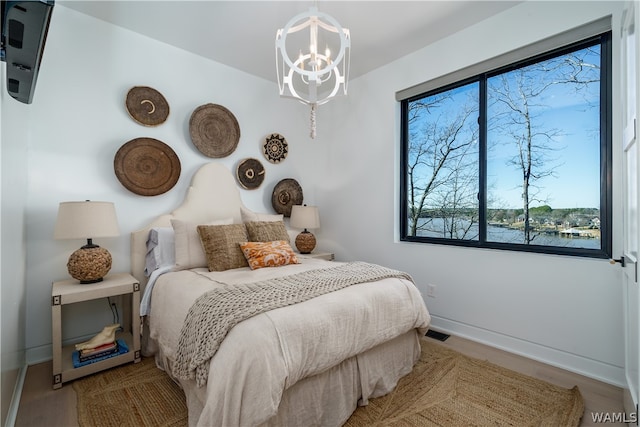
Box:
[1,0,54,104]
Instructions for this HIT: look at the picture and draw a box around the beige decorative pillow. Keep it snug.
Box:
[245,221,290,243]
[240,206,283,223]
[239,241,299,270]
[197,224,249,271]
[171,218,232,271]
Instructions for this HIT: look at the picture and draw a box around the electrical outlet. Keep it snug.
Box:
[427,284,436,298]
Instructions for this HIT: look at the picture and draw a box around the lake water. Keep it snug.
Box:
[415,219,600,250]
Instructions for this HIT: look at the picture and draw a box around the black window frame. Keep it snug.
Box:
[399,31,612,259]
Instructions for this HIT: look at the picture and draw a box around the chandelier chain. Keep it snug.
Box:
[310,104,317,139]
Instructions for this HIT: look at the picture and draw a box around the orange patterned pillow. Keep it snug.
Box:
[239,240,300,270]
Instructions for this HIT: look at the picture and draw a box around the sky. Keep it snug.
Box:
[408,43,602,211]
[486,46,601,210]
[487,101,601,209]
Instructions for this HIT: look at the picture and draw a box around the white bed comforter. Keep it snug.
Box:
[147,258,431,426]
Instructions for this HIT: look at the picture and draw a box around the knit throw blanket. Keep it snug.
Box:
[173,261,413,387]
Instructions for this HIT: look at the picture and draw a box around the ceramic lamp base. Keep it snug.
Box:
[67,246,112,284]
[295,231,316,254]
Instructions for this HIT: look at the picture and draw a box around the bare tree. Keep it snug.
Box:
[407,90,478,237]
[431,142,479,239]
[488,49,600,244]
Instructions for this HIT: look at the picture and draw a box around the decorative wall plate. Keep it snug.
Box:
[236,158,265,190]
[263,133,288,163]
[114,137,181,196]
[189,103,240,158]
[125,86,170,127]
[271,178,303,217]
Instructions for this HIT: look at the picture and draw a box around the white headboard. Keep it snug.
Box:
[130,162,244,286]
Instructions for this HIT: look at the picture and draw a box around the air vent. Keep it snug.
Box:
[8,78,19,93]
[425,329,450,342]
[8,19,23,48]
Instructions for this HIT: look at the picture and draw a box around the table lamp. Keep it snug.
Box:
[54,201,120,284]
[290,205,320,254]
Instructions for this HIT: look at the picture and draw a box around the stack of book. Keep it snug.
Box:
[72,338,129,368]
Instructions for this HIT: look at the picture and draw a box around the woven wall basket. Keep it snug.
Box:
[263,133,288,163]
[189,103,240,158]
[125,86,170,127]
[271,178,303,217]
[236,158,265,190]
[114,137,181,196]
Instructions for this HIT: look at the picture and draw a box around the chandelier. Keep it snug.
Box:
[275,6,350,139]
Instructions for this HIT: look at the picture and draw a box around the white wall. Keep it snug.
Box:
[314,1,627,385]
[0,60,29,424]
[20,5,318,362]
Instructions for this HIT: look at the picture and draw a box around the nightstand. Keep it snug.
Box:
[51,272,141,389]
[296,252,335,261]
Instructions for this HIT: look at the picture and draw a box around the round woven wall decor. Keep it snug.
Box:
[236,158,265,190]
[189,103,240,158]
[114,137,181,196]
[271,178,303,217]
[125,86,170,127]
[263,133,288,163]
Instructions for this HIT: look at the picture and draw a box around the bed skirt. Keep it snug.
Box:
[147,328,422,427]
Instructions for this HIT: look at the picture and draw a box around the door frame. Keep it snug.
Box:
[622,0,640,421]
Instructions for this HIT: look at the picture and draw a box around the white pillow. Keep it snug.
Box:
[171,218,233,271]
[240,206,283,223]
[145,227,175,276]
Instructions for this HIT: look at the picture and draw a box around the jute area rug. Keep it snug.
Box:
[344,340,584,426]
[73,357,187,427]
[74,339,584,427]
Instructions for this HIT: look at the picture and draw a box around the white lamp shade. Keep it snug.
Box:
[290,205,320,230]
[54,201,120,240]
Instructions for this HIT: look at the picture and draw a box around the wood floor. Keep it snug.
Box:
[14,333,625,427]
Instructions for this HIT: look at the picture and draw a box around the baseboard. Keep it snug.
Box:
[4,363,27,427]
[27,317,625,387]
[26,331,99,365]
[430,316,625,387]
[623,388,638,424]
[25,344,52,366]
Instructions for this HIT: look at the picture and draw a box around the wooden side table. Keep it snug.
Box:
[51,272,141,389]
[296,252,335,261]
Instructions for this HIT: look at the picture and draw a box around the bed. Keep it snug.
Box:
[131,162,431,426]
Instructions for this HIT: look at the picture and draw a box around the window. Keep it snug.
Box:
[399,31,612,258]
